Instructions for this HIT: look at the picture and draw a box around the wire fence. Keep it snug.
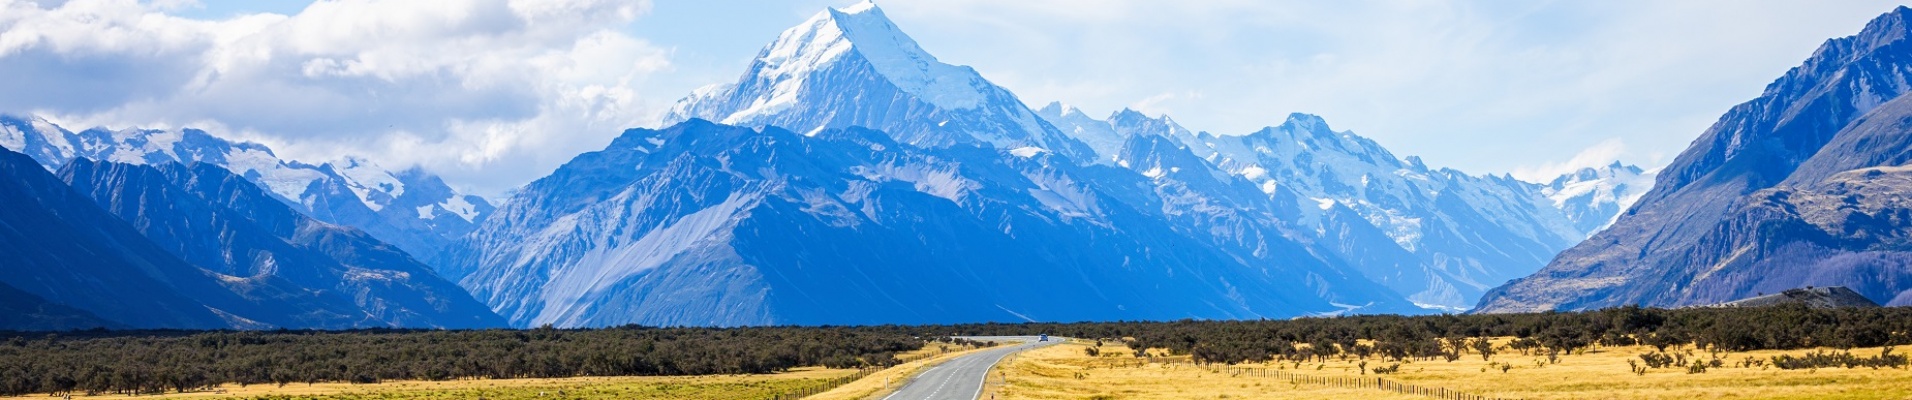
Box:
[1162,360,1519,400]
[762,366,877,400]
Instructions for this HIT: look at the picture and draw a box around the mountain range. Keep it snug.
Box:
[23,1,1899,330]
[1477,6,1912,312]
[0,116,495,263]
[0,144,501,329]
[444,1,1649,327]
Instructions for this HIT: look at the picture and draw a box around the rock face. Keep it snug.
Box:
[1478,7,1912,312]
[0,281,120,331]
[449,1,1653,327]
[59,159,504,329]
[450,120,1420,327]
[0,138,499,330]
[1,146,259,329]
[0,116,494,264]
[1038,106,1595,311]
[1712,286,1880,309]
[662,1,1094,162]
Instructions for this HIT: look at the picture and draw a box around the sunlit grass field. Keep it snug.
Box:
[0,368,852,400]
[988,339,1912,400]
[0,340,995,400]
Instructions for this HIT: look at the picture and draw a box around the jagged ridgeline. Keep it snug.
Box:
[1479,6,1912,312]
[0,145,502,330]
[446,1,1647,328]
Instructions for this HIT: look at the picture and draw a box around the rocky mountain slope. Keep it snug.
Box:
[1037,105,1596,310]
[0,128,500,330]
[0,281,121,331]
[450,120,1421,327]
[448,1,1654,327]
[0,116,494,262]
[59,158,504,328]
[1478,7,1912,312]
[2,146,278,329]
[1712,286,1880,308]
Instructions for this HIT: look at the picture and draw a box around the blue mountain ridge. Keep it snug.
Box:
[0,142,501,329]
[1478,6,1912,312]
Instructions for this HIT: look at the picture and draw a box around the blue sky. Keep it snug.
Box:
[3,0,1907,194]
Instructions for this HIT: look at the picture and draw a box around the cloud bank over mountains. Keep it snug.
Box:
[4,0,1905,196]
[0,0,666,196]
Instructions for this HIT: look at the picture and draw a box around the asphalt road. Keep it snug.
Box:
[882,336,1058,400]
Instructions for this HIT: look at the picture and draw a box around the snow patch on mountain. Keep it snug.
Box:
[334,156,407,211]
[1036,102,1124,164]
[0,124,25,152]
[1046,107,1594,310]
[0,115,494,264]
[853,160,979,203]
[441,195,484,222]
[1541,162,1657,235]
[1008,146,1046,158]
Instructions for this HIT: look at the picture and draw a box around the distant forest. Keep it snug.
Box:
[3,304,1909,396]
[0,326,929,396]
[945,304,1912,365]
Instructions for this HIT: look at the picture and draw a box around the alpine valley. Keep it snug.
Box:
[442,2,1649,327]
[1476,6,1912,312]
[1,113,504,329]
[48,1,1912,331]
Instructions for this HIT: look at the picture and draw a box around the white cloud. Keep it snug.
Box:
[1128,90,1203,117]
[1510,138,1629,183]
[0,0,666,196]
[8,0,1910,196]
[855,0,1905,178]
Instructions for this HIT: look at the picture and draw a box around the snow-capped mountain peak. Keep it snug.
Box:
[0,114,494,267]
[1282,112,1334,135]
[1542,161,1656,235]
[1109,108,1197,140]
[663,2,1093,161]
[618,2,1633,318]
[720,0,984,124]
[329,156,406,211]
[1549,161,1644,187]
[1037,102,1124,163]
[822,1,984,110]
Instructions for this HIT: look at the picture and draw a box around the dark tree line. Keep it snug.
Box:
[904,304,1912,365]
[0,326,922,396]
[4,304,1908,396]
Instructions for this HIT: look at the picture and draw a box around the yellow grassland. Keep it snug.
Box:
[0,368,848,400]
[986,338,1912,400]
[0,341,991,400]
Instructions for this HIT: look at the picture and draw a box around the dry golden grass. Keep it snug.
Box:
[986,339,1420,400]
[0,341,1000,400]
[0,367,854,400]
[989,339,1912,400]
